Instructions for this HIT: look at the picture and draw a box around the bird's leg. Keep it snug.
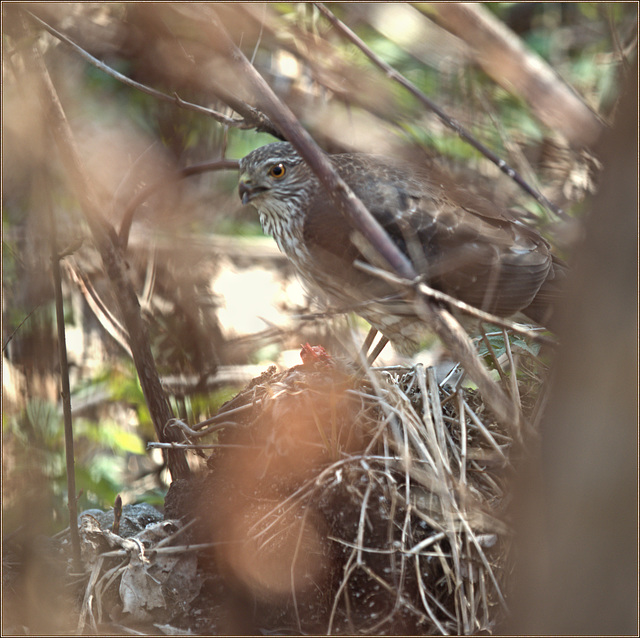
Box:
[359,326,378,361]
[367,335,390,366]
[357,327,390,367]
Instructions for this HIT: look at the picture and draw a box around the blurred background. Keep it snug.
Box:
[2,4,636,632]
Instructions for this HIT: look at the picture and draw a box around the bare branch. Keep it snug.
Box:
[354,261,557,346]
[44,172,82,569]
[426,3,606,146]
[207,79,283,139]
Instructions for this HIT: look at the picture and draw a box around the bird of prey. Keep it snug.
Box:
[238,142,565,354]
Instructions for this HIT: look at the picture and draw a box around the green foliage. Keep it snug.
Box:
[367,31,412,67]
[475,329,541,362]
[3,396,147,528]
[213,217,264,237]
[2,351,241,532]
[402,121,486,162]
[251,342,282,365]
[170,385,240,427]
[76,418,145,455]
[135,487,167,508]
[74,457,123,508]
[226,129,281,161]
[102,364,152,432]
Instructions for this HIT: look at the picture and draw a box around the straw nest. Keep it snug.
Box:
[159,339,544,635]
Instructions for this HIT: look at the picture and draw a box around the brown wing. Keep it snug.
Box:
[411,202,553,316]
[303,152,555,319]
[301,188,398,306]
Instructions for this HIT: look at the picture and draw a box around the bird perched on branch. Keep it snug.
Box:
[238,142,566,354]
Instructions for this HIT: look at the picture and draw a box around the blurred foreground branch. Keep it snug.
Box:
[207,6,519,429]
[26,10,246,128]
[425,3,605,147]
[506,72,637,634]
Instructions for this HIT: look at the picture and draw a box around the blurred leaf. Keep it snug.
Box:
[477,332,507,360]
[106,365,152,428]
[76,418,145,455]
[214,218,263,236]
[24,398,63,447]
[511,334,541,357]
[476,330,541,361]
[183,386,240,421]
[75,457,122,506]
[136,487,167,508]
[227,130,280,160]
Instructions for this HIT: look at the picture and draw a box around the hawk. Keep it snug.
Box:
[238,142,565,354]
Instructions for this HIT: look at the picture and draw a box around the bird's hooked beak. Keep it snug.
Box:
[238,173,266,206]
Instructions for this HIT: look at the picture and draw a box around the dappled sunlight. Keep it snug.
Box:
[213,263,306,338]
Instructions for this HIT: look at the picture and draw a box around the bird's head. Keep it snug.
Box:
[238,142,313,210]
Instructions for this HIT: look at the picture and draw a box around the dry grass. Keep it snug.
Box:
[147,335,545,634]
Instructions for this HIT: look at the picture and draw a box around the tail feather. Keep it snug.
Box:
[522,255,569,327]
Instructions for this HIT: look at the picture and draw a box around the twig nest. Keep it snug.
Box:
[166,349,513,634]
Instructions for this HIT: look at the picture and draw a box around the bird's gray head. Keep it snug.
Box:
[238,142,316,213]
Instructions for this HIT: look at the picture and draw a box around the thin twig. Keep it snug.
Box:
[354,260,557,346]
[457,392,467,486]
[41,111,82,572]
[462,399,506,459]
[415,555,450,634]
[355,477,373,565]
[479,325,509,385]
[148,441,260,450]
[2,303,43,353]
[25,11,249,129]
[314,3,566,218]
[78,555,105,634]
[328,550,358,634]
[503,327,521,408]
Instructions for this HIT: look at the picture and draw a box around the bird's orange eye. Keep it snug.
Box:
[268,163,286,179]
